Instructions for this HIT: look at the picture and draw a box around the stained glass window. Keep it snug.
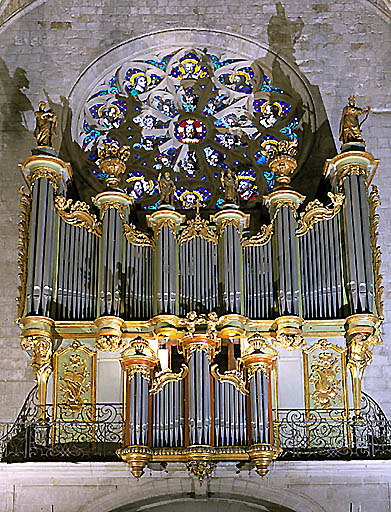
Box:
[78,48,300,209]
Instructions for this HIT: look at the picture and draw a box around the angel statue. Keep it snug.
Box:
[33,101,57,147]
[221,168,239,205]
[157,171,176,206]
[339,96,370,146]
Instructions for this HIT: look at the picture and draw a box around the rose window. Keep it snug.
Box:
[78,48,300,209]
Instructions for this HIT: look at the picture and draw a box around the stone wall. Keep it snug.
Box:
[0,0,390,422]
[1,460,391,512]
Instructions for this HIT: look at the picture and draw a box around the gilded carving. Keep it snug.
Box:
[337,163,368,187]
[98,140,131,187]
[20,334,52,381]
[126,364,153,383]
[95,335,128,352]
[210,364,248,395]
[91,197,129,220]
[309,350,342,409]
[187,460,216,484]
[59,352,91,416]
[152,217,177,237]
[123,223,154,247]
[157,171,176,206]
[274,332,305,350]
[296,192,344,236]
[54,195,102,236]
[220,168,239,205]
[16,186,31,320]
[28,167,59,192]
[347,331,382,380]
[242,221,274,247]
[34,101,57,147]
[178,213,218,245]
[339,96,370,146]
[218,217,242,235]
[248,444,282,478]
[267,140,298,186]
[369,186,384,318]
[150,365,188,394]
[184,311,219,339]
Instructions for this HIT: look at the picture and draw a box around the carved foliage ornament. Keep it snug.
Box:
[337,164,368,188]
[187,460,216,484]
[124,222,154,247]
[17,186,31,320]
[369,185,384,318]
[152,217,177,237]
[95,335,128,352]
[218,217,242,236]
[274,332,305,350]
[150,364,188,394]
[210,364,248,395]
[178,213,218,245]
[296,192,344,236]
[309,349,342,409]
[55,195,102,236]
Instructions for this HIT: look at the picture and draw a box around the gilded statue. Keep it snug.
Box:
[339,96,370,146]
[157,171,175,206]
[221,169,239,205]
[33,101,57,147]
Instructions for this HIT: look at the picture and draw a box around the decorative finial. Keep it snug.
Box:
[97,140,130,188]
[33,101,57,148]
[339,95,370,149]
[267,140,298,187]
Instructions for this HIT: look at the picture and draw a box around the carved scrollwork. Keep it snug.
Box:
[55,195,102,236]
[126,364,153,383]
[296,192,344,236]
[150,364,188,394]
[124,223,154,247]
[178,213,218,245]
[247,362,272,380]
[210,364,248,395]
[17,186,31,320]
[242,221,274,247]
[369,185,384,318]
[274,333,305,350]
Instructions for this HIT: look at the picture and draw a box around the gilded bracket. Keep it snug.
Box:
[150,364,188,394]
[123,223,154,248]
[296,192,344,237]
[210,364,248,395]
[54,195,102,236]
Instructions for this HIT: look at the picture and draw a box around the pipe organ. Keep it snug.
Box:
[17,142,383,483]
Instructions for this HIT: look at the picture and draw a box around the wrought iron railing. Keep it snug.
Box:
[1,388,391,463]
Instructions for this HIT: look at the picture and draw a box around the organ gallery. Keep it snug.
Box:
[12,46,384,483]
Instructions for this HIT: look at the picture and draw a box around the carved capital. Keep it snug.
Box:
[274,332,305,350]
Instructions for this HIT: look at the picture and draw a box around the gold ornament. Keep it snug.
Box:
[98,140,130,187]
[54,195,102,236]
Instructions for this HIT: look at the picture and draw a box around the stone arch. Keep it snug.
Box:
[80,472,327,512]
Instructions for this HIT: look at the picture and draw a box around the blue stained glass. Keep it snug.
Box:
[208,54,238,69]
[145,53,174,71]
[260,74,284,94]
[280,117,299,142]
[216,198,225,208]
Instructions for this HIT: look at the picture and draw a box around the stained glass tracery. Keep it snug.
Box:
[78,48,300,209]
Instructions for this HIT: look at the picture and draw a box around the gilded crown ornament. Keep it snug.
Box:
[267,140,298,187]
[98,140,131,188]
